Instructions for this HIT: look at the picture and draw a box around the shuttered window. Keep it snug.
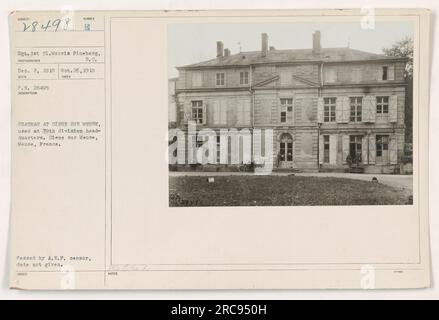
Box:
[377,96,390,122]
[349,97,363,122]
[324,97,336,122]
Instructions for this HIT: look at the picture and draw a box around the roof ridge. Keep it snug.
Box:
[179,46,402,69]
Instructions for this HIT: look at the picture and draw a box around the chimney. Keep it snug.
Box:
[217,41,224,58]
[261,33,268,57]
[224,48,230,57]
[312,31,321,54]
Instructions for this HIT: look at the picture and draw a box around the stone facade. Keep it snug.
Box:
[171,32,408,173]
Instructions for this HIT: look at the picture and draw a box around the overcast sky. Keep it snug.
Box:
[167,21,413,78]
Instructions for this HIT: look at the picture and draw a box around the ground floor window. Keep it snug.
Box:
[216,135,221,163]
[349,135,363,164]
[279,133,293,162]
[323,135,330,163]
[376,135,389,164]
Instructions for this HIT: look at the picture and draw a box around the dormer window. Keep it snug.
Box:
[216,72,225,86]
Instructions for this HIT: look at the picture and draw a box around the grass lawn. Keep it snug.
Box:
[169,175,412,207]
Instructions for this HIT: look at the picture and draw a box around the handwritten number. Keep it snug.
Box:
[52,19,61,32]
[22,18,67,32]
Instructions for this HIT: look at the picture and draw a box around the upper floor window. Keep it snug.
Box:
[216,72,225,86]
[324,97,336,122]
[377,96,389,121]
[377,96,389,114]
[382,66,389,80]
[352,68,362,82]
[191,101,203,124]
[280,98,293,123]
[349,97,362,122]
[192,72,202,87]
[324,68,337,83]
[240,71,249,85]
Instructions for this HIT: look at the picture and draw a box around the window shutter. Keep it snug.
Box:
[213,101,220,124]
[336,97,343,123]
[389,95,398,123]
[219,132,228,164]
[362,96,370,122]
[237,102,243,126]
[183,101,191,124]
[368,135,376,164]
[342,97,350,123]
[271,100,278,124]
[363,96,376,123]
[342,135,350,164]
[376,67,383,81]
[253,131,262,163]
[362,136,368,165]
[177,134,186,164]
[389,135,398,164]
[329,135,337,165]
[244,100,251,125]
[388,64,395,80]
[317,97,324,123]
[202,102,207,125]
[319,135,324,164]
[220,100,227,125]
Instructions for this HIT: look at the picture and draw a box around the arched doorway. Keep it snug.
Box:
[278,133,293,168]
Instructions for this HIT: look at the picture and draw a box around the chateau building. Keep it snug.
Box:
[170,31,408,173]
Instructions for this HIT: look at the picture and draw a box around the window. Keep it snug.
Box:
[350,97,362,122]
[191,100,203,124]
[377,96,389,114]
[195,134,205,148]
[279,133,293,162]
[376,135,389,157]
[216,135,221,163]
[280,98,293,123]
[382,66,388,80]
[324,68,337,83]
[324,97,336,122]
[323,135,330,163]
[240,71,249,85]
[352,68,362,82]
[349,135,363,163]
[216,72,225,86]
[192,72,202,87]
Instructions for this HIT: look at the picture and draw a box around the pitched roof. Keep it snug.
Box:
[179,47,405,69]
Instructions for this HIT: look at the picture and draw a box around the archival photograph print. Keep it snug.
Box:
[168,20,414,207]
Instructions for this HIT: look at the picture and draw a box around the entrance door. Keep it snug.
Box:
[279,133,293,168]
